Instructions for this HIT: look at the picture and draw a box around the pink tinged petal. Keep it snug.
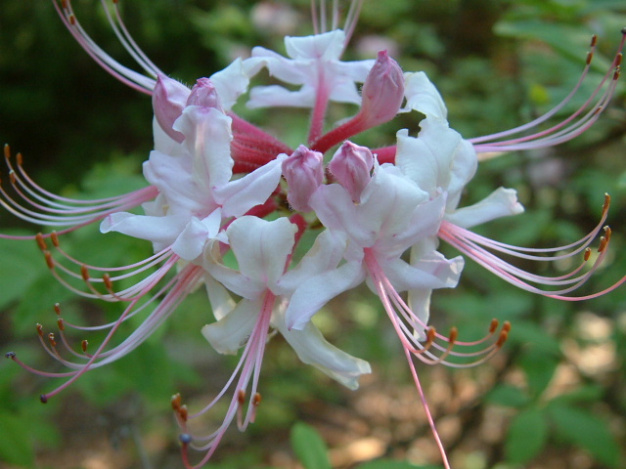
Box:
[285,30,346,61]
[402,71,448,121]
[276,316,371,390]
[395,120,477,208]
[171,209,223,261]
[381,253,464,292]
[152,118,184,156]
[282,145,324,212]
[328,141,374,203]
[201,298,262,355]
[286,261,365,330]
[359,50,405,126]
[277,229,348,294]
[100,212,188,250]
[152,75,190,143]
[210,58,261,111]
[203,240,266,300]
[407,288,433,339]
[248,85,316,108]
[446,187,525,229]
[186,78,222,109]
[173,106,234,191]
[226,216,297,292]
[203,273,236,321]
[215,154,287,218]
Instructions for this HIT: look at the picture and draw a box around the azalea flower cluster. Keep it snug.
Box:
[2,1,625,468]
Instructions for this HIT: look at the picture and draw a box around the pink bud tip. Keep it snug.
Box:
[186,78,222,110]
[360,50,405,126]
[152,75,191,143]
[282,145,324,212]
[328,141,374,202]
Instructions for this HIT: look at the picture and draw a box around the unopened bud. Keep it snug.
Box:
[186,78,222,110]
[359,50,404,126]
[152,75,190,143]
[328,141,374,202]
[282,145,324,212]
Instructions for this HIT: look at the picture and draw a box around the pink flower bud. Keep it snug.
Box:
[359,50,404,126]
[282,145,324,212]
[186,78,222,110]
[328,141,374,202]
[152,75,191,143]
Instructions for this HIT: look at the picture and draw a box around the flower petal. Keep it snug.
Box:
[446,187,525,228]
[201,298,262,355]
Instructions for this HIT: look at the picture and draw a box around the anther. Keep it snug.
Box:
[69,15,76,26]
[613,66,621,81]
[81,340,88,353]
[5,351,16,359]
[496,329,509,348]
[590,34,598,47]
[36,323,43,337]
[16,153,22,166]
[57,318,65,331]
[621,27,626,36]
[489,318,499,334]
[54,303,61,315]
[426,327,436,346]
[35,233,47,251]
[253,392,262,406]
[598,236,608,253]
[237,389,246,406]
[40,394,48,404]
[179,434,192,445]
[586,51,593,65]
[103,274,114,292]
[616,53,623,67]
[448,327,458,345]
[9,171,16,185]
[48,333,57,347]
[584,247,592,261]
[3,143,10,160]
[50,232,60,248]
[603,193,611,211]
[171,393,182,411]
[178,405,188,422]
[44,251,55,270]
[502,321,512,334]
[81,265,90,282]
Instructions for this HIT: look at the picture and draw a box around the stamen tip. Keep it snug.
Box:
[40,394,48,404]
[5,351,16,359]
[489,318,499,333]
[179,433,192,445]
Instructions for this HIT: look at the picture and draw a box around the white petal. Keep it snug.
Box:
[286,261,365,330]
[402,71,448,121]
[204,273,236,321]
[202,298,261,355]
[382,252,464,292]
[446,187,525,228]
[276,315,371,390]
[227,216,297,291]
[100,212,188,249]
[171,209,222,261]
[210,58,260,110]
[285,30,346,61]
[215,154,287,217]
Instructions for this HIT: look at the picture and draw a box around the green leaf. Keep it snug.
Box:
[486,384,531,408]
[290,422,332,469]
[548,404,621,467]
[519,349,559,398]
[505,407,548,464]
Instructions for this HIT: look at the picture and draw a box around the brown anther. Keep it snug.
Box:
[613,66,621,81]
[103,274,114,291]
[44,251,55,270]
[489,318,499,333]
[81,340,88,353]
[604,225,612,241]
[9,170,16,185]
[426,327,436,345]
[171,393,182,411]
[81,265,90,282]
[57,318,65,331]
[598,236,608,253]
[3,143,10,160]
[50,232,60,247]
[178,405,188,422]
[48,333,57,347]
[590,34,598,47]
[36,323,43,337]
[237,389,246,406]
[502,321,512,334]
[603,193,611,211]
[253,392,262,406]
[113,0,119,4]
[16,152,22,166]
[40,394,48,404]
[61,0,68,9]
[584,247,592,261]
[69,15,76,26]
[616,53,624,67]
[586,51,593,65]
[54,303,61,315]
[496,330,509,348]
[35,233,48,251]
[448,327,458,345]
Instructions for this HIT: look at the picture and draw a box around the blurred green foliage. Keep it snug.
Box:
[1,0,625,468]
